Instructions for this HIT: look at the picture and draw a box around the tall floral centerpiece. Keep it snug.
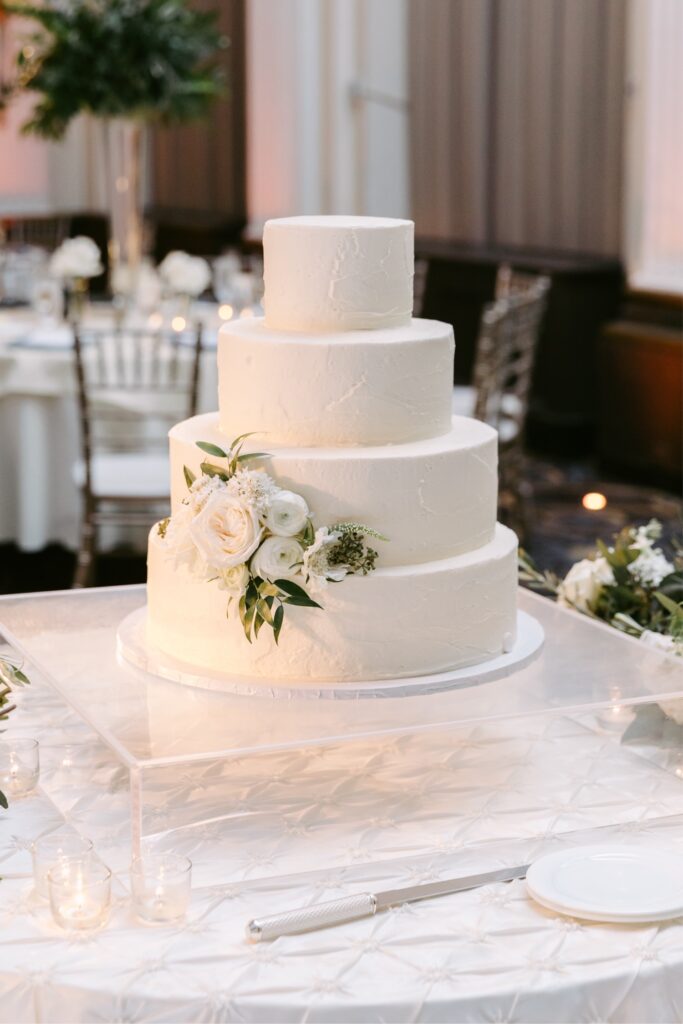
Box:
[1,0,224,281]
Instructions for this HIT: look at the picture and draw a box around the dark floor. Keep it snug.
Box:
[0,456,681,596]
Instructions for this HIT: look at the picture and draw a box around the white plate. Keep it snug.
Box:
[117,607,543,701]
[527,844,683,922]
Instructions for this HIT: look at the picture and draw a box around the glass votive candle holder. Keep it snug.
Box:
[48,857,112,931]
[130,853,192,924]
[32,832,94,899]
[0,738,39,798]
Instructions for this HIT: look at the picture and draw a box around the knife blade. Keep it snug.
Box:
[246,862,529,941]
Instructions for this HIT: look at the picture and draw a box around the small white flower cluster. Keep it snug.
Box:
[629,522,675,588]
[158,250,211,297]
[49,236,103,280]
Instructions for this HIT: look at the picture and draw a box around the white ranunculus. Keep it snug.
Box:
[162,503,198,571]
[303,526,346,586]
[557,556,614,612]
[263,490,309,537]
[159,250,211,297]
[250,536,304,582]
[49,236,103,279]
[190,491,262,570]
[217,563,250,595]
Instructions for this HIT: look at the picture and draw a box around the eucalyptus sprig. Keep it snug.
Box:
[236,575,321,646]
[189,434,270,484]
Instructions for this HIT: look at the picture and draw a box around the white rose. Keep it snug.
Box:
[557,556,614,612]
[159,250,211,297]
[49,236,102,279]
[217,563,250,595]
[250,536,304,581]
[189,491,262,570]
[263,490,309,536]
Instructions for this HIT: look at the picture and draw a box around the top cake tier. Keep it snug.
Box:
[263,215,414,332]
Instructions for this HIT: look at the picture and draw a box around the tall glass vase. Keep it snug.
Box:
[104,119,145,294]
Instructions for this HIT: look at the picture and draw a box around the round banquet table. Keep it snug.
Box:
[1,595,683,1023]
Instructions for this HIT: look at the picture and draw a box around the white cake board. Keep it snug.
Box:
[116,607,544,701]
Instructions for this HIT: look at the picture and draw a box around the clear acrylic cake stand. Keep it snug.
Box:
[1,584,682,888]
[117,607,545,700]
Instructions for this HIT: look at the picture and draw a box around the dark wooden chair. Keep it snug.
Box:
[71,323,203,587]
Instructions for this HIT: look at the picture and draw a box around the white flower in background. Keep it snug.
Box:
[226,469,277,518]
[263,490,309,537]
[303,526,347,586]
[159,250,211,297]
[49,236,103,279]
[557,556,614,612]
[250,536,304,581]
[626,524,674,588]
[216,563,250,595]
[190,491,262,570]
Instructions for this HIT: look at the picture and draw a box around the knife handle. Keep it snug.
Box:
[246,892,377,942]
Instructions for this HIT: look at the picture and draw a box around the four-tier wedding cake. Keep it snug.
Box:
[146,215,518,682]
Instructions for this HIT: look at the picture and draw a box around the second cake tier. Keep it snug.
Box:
[169,413,498,566]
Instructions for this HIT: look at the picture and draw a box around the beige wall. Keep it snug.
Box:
[410,0,627,255]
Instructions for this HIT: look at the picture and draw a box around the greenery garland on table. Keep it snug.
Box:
[0,654,29,810]
[0,0,225,138]
[520,519,683,723]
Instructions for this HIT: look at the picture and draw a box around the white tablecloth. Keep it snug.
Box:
[1,594,683,1022]
[0,306,219,551]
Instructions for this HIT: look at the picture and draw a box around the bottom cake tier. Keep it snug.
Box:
[146,524,518,683]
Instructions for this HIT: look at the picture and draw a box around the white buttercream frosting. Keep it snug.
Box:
[263,216,414,332]
[147,524,518,682]
[218,317,454,446]
[168,412,498,566]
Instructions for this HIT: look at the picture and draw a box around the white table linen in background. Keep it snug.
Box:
[0,306,219,550]
[1,618,683,1022]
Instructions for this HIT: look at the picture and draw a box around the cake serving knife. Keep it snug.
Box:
[246,863,529,941]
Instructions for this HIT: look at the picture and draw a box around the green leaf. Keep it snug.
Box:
[655,591,683,619]
[658,571,683,605]
[257,580,280,599]
[273,603,284,645]
[238,594,247,630]
[243,601,257,642]
[12,669,29,686]
[230,431,258,448]
[196,441,228,458]
[253,611,265,639]
[183,465,196,488]
[0,789,7,810]
[301,519,315,546]
[275,578,323,608]
[236,452,270,464]
[199,462,229,480]
[257,598,274,626]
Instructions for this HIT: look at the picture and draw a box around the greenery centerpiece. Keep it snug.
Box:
[1,0,225,276]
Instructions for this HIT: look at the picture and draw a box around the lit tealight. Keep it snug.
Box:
[171,316,186,332]
[218,304,234,321]
[582,492,607,511]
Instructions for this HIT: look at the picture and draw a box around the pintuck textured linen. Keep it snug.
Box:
[1,629,683,1023]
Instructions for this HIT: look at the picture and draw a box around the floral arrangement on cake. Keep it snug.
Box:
[520,520,683,722]
[0,654,30,810]
[157,434,385,644]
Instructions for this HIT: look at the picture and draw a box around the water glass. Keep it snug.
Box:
[0,738,39,798]
[48,857,112,931]
[32,832,94,899]
[130,853,192,924]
